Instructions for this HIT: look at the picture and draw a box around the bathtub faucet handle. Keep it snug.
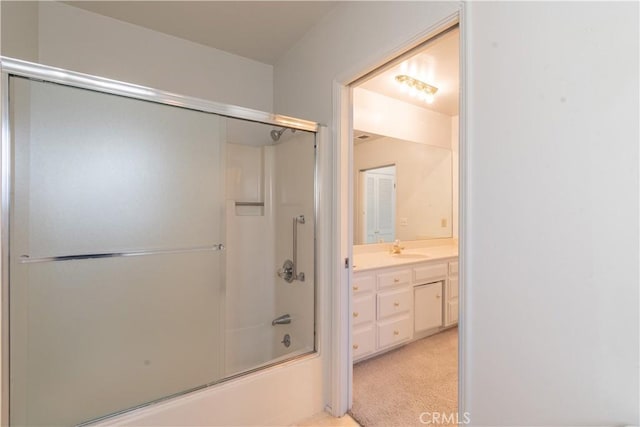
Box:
[272,314,292,326]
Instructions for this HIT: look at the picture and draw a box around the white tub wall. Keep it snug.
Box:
[272,132,316,359]
[90,357,324,427]
[224,143,275,376]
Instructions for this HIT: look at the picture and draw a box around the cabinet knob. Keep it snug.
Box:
[353,312,359,317]
[353,344,359,350]
[353,286,359,291]
[393,278,399,283]
[393,330,399,336]
[394,302,400,307]
[436,294,441,299]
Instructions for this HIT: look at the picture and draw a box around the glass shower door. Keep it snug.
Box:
[8,76,225,426]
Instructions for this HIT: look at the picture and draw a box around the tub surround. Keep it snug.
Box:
[352,239,458,362]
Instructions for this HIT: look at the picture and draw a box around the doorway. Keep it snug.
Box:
[344,22,462,426]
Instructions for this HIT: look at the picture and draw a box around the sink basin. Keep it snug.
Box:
[390,253,430,259]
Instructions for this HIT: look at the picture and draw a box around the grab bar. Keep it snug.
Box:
[277,215,305,283]
[292,215,304,281]
[19,244,225,264]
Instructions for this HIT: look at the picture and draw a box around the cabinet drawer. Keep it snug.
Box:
[447,277,459,299]
[377,269,411,289]
[449,261,459,275]
[352,326,375,360]
[353,295,375,326]
[378,288,412,320]
[352,274,374,295]
[414,263,447,283]
[377,316,411,349]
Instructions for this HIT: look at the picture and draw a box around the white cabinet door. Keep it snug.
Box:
[414,282,443,333]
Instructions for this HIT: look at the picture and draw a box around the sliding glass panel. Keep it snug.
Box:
[6,73,317,427]
[9,77,225,426]
[222,118,316,376]
[272,129,316,358]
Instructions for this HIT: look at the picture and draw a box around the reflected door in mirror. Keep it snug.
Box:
[362,165,396,243]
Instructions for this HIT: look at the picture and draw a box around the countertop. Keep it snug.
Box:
[353,241,458,272]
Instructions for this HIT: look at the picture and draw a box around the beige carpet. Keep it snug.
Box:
[350,328,458,427]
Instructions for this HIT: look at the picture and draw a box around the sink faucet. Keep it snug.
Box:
[390,239,404,254]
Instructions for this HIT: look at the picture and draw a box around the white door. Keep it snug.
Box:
[362,166,396,243]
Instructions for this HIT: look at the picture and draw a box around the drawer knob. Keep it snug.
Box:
[353,286,359,291]
[353,344,359,350]
[393,330,400,336]
[353,312,359,318]
[394,302,400,307]
[393,278,400,283]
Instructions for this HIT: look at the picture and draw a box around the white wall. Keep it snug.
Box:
[0,1,38,61]
[278,1,639,425]
[274,1,460,412]
[354,88,452,149]
[464,2,639,425]
[10,1,274,112]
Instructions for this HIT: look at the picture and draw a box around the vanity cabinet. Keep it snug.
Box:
[352,256,458,362]
[445,261,459,326]
[376,269,412,349]
[352,274,376,360]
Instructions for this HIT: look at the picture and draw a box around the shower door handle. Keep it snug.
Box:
[277,215,305,283]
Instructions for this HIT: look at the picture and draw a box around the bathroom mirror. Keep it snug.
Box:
[353,133,453,244]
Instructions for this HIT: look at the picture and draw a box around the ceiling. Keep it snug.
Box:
[64,1,338,65]
[358,28,459,116]
[63,2,457,115]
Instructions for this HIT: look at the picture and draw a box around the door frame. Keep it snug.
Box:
[330,6,468,417]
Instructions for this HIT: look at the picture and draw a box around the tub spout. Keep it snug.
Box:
[272,314,292,326]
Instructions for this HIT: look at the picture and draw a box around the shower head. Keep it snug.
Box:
[270,127,295,141]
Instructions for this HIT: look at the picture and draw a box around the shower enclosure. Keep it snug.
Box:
[1,58,318,426]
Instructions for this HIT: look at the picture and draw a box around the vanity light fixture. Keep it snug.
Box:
[395,74,438,104]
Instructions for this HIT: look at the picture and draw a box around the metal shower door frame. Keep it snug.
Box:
[0,56,321,426]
